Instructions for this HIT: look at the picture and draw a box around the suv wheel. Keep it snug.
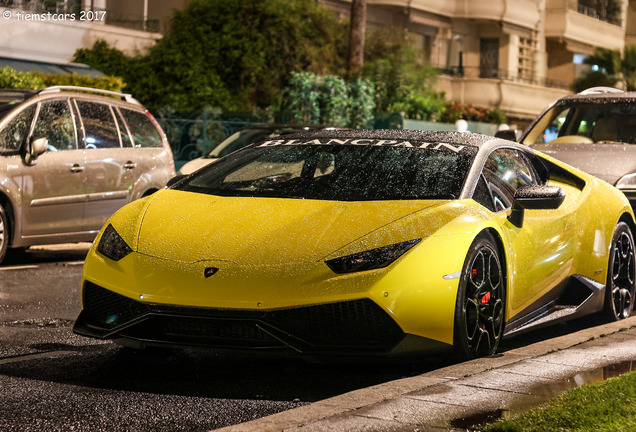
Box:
[0,203,9,264]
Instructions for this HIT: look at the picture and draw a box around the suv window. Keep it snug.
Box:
[33,99,76,151]
[76,101,121,149]
[113,108,133,148]
[526,102,636,145]
[0,104,35,153]
[120,108,162,148]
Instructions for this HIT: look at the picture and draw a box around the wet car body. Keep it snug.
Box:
[74,130,636,361]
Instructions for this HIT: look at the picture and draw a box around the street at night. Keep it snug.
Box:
[1,245,631,431]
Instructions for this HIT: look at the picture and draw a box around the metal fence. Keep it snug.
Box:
[156,113,263,169]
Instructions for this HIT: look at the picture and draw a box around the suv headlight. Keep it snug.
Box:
[97,224,133,261]
[616,173,636,191]
[325,239,421,274]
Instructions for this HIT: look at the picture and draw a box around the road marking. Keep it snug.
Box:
[0,350,74,365]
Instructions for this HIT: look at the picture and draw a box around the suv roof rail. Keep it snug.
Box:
[578,86,624,95]
[38,86,142,106]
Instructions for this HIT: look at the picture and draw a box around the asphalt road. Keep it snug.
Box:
[0,245,621,431]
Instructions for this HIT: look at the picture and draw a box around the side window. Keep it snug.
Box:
[482,148,537,212]
[32,99,77,151]
[472,174,495,212]
[113,108,133,148]
[76,101,121,149]
[0,105,35,153]
[119,108,163,148]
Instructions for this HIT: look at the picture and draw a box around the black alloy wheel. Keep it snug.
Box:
[604,222,635,320]
[454,233,505,359]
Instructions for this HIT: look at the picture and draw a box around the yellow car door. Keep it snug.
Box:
[481,148,577,319]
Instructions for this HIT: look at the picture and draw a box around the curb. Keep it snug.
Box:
[214,316,636,431]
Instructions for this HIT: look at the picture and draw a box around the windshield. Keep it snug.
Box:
[178,142,476,201]
[524,102,636,145]
[207,127,318,159]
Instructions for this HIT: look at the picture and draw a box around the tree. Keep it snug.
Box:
[347,0,366,79]
[573,45,636,92]
[363,28,444,120]
[75,0,347,113]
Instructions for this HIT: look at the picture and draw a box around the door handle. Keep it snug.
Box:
[123,161,137,170]
[70,164,84,173]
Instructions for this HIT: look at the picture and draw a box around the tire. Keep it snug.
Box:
[603,222,635,321]
[453,233,505,360]
[0,203,9,265]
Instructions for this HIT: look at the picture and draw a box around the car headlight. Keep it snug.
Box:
[616,173,636,191]
[325,239,421,274]
[97,224,133,261]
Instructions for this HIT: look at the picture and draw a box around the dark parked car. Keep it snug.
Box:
[512,87,636,208]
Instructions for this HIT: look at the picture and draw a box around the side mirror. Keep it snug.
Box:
[494,130,517,141]
[166,174,187,188]
[508,185,565,228]
[23,136,48,165]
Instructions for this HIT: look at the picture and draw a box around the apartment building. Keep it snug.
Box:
[1,0,633,123]
[0,0,182,71]
[323,0,632,124]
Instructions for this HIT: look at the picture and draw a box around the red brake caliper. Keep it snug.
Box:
[480,291,491,304]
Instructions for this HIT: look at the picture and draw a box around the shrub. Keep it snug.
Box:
[0,66,45,89]
[0,66,124,93]
[36,73,125,92]
[441,101,507,124]
[284,72,376,128]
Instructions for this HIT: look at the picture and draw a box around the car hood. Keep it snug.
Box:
[135,190,445,265]
[532,143,636,185]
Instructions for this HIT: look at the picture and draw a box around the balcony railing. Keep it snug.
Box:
[566,0,622,26]
[439,65,570,90]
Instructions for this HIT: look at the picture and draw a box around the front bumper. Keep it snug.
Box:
[73,281,408,355]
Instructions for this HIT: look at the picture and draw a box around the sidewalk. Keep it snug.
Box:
[215,316,636,432]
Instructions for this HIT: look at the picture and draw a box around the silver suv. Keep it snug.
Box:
[0,86,175,264]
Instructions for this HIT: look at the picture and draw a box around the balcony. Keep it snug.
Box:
[0,0,159,63]
[437,66,571,119]
[546,0,625,51]
[373,0,540,27]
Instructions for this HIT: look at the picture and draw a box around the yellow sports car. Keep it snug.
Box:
[73,130,636,360]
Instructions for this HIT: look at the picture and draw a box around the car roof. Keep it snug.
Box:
[0,89,38,104]
[273,128,508,150]
[555,88,636,104]
[240,124,344,132]
[0,86,143,107]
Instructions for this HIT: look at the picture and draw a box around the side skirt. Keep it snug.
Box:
[504,275,605,338]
